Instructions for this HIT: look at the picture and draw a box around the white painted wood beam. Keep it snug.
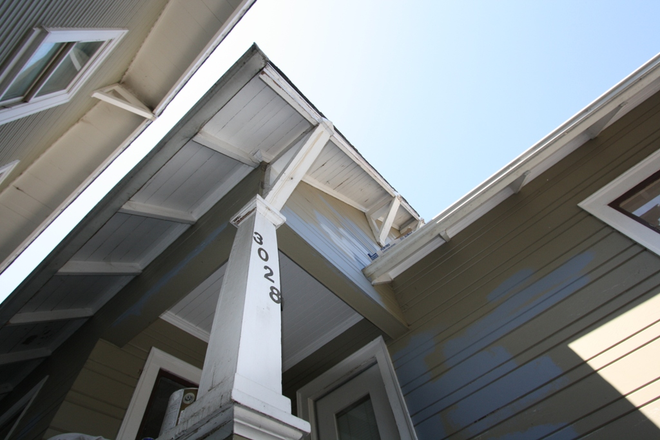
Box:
[9,308,93,325]
[160,311,210,343]
[367,196,395,220]
[119,201,197,224]
[265,122,333,211]
[0,348,51,366]
[193,131,260,166]
[92,84,154,120]
[367,216,382,248]
[301,175,368,212]
[378,197,401,245]
[58,261,142,275]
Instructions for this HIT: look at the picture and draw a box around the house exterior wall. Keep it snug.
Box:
[0,0,167,186]
[388,89,660,439]
[282,182,408,337]
[45,319,206,439]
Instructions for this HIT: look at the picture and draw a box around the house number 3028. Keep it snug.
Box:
[253,232,282,304]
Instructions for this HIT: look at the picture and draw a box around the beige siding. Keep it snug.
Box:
[44,319,207,439]
[0,0,167,185]
[389,90,660,439]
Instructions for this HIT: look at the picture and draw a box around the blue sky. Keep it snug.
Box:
[221,0,660,220]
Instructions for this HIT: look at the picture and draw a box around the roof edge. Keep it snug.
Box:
[364,51,660,284]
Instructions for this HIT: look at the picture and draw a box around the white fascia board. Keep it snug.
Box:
[152,0,257,116]
[364,51,660,283]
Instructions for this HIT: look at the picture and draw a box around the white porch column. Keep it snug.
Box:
[170,195,309,440]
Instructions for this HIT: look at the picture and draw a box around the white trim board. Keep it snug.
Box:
[116,347,201,440]
[297,336,417,440]
[579,148,660,256]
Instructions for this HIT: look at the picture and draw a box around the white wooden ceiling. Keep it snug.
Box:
[162,252,362,371]
[0,61,420,400]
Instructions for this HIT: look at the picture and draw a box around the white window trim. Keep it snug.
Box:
[116,348,201,440]
[0,27,127,125]
[296,336,417,440]
[579,148,660,256]
[0,376,48,440]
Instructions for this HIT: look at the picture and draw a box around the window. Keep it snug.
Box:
[579,148,660,255]
[0,27,126,124]
[117,348,201,440]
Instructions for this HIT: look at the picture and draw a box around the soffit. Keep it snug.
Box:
[163,252,363,372]
[0,50,422,401]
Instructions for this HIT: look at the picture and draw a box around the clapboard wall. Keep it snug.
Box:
[389,89,660,439]
[44,319,206,439]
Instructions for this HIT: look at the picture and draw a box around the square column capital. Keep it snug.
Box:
[231,195,286,229]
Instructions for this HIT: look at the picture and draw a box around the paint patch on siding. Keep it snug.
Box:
[393,252,594,439]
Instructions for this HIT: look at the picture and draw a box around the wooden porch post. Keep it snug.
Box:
[169,195,309,440]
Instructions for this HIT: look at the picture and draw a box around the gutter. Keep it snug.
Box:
[364,51,660,285]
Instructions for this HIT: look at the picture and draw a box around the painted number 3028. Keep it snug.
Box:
[253,232,282,305]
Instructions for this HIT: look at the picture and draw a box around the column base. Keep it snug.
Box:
[158,385,310,440]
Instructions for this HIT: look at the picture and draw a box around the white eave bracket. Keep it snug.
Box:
[264,121,334,211]
[92,84,155,120]
[367,196,402,247]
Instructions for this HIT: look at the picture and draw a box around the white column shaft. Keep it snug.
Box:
[198,196,286,410]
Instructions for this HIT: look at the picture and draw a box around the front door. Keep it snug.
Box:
[316,364,399,440]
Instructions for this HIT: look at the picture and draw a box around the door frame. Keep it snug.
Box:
[296,336,417,439]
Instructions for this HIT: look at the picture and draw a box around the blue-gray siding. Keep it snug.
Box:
[390,90,660,439]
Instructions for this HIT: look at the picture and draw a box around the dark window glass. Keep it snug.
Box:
[135,369,196,440]
[610,170,660,233]
[336,395,381,440]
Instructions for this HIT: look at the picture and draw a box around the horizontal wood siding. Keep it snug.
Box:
[44,319,207,439]
[0,0,167,183]
[389,90,660,439]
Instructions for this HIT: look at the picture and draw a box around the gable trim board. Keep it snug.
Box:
[364,51,660,285]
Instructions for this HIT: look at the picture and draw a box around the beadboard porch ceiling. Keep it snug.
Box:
[0,49,418,401]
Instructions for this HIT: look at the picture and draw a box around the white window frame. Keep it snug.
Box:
[0,27,127,125]
[116,348,201,440]
[297,336,417,440]
[579,148,660,256]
